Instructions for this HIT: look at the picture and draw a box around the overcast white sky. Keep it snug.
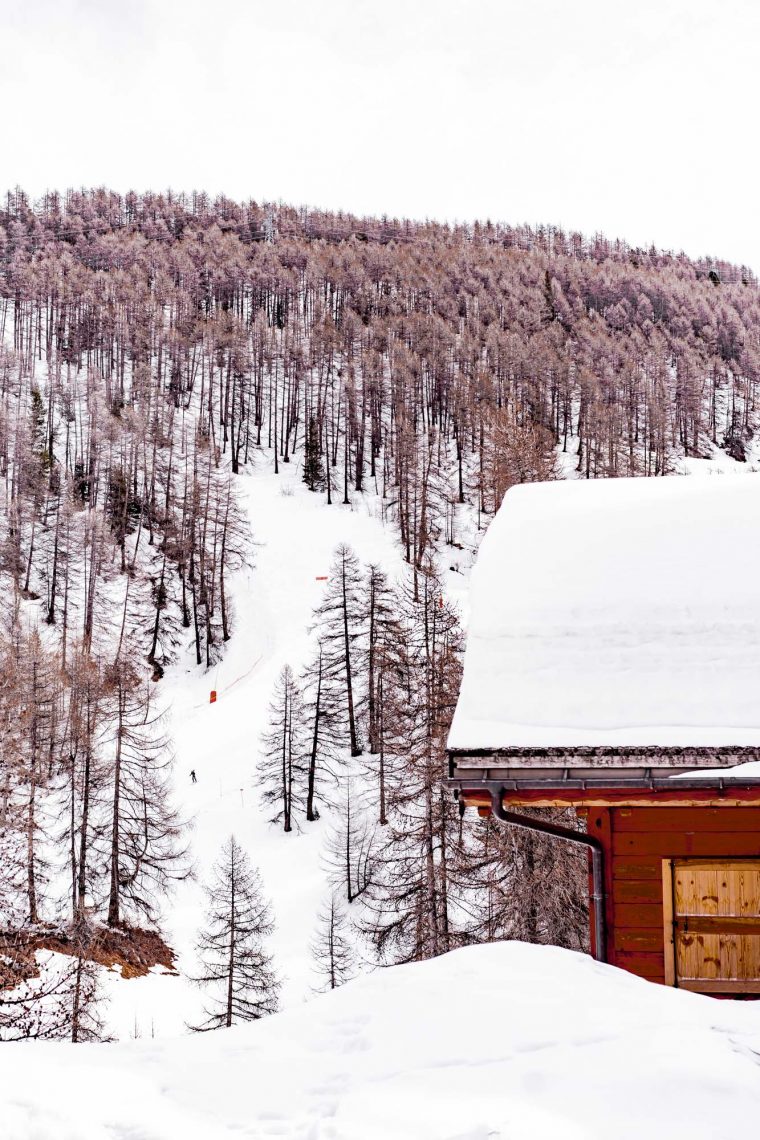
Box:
[2,0,759,269]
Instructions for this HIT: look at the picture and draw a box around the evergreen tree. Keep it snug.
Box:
[302,415,325,492]
[259,665,306,832]
[7,628,61,926]
[364,566,464,964]
[323,777,377,904]
[102,661,187,928]
[300,641,343,823]
[309,544,365,757]
[363,564,399,757]
[362,564,401,824]
[310,892,356,992]
[192,836,279,1030]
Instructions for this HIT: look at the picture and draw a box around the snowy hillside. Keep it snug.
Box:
[6,942,760,1140]
[105,456,474,1039]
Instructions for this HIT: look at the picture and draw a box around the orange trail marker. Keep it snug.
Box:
[210,690,217,704]
[316,576,328,581]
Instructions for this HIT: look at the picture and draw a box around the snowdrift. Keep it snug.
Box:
[4,942,760,1140]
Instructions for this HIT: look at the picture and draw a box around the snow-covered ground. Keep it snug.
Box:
[6,942,760,1140]
[105,457,475,1039]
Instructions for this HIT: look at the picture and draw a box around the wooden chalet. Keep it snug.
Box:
[448,475,760,995]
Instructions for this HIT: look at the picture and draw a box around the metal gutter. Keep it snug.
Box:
[448,775,760,793]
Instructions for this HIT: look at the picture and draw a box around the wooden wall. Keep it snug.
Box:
[584,806,760,984]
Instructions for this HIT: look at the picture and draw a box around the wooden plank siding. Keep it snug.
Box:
[612,832,760,856]
[585,806,760,988]
[615,808,760,832]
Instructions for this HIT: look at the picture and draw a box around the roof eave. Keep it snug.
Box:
[448,774,760,793]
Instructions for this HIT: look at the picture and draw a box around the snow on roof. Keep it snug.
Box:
[671,759,760,781]
[449,474,760,751]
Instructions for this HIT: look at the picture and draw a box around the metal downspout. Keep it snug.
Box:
[489,789,607,963]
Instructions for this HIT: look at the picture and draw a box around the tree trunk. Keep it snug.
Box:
[107,683,125,927]
[342,561,360,756]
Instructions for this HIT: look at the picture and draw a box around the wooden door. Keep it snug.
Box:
[663,859,760,993]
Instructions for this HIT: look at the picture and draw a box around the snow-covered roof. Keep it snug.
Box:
[449,474,760,752]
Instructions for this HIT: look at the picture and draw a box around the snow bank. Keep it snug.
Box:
[449,474,760,750]
[4,942,760,1140]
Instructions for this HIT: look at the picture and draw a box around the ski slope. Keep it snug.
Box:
[6,942,760,1140]
[105,458,473,1039]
